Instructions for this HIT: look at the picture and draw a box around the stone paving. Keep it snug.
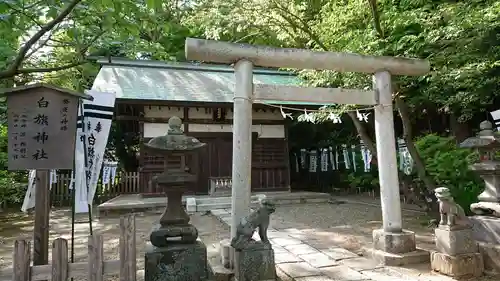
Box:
[210,207,495,281]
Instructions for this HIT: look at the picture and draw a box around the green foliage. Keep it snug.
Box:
[414,134,483,213]
[0,124,27,206]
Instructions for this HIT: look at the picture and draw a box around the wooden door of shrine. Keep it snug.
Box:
[189,133,233,194]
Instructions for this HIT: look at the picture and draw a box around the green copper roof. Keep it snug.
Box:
[91,58,326,105]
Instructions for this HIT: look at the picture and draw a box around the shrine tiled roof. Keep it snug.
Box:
[91,58,325,105]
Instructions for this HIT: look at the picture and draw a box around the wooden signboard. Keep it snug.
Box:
[5,84,91,170]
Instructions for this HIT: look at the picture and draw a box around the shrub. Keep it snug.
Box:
[0,124,28,207]
[414,134,483,214]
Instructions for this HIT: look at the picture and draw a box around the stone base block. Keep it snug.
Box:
[435,227,478,255]
[478,242,500,274]
[372,229,416,254]
[220,239,233,269]
[145,241,208,281]
[431,251,483,279]
[363,246,430,266]
[234,245,276,281]
[470,216,500,244]
[208,257,234,281]
[186,197,197,214]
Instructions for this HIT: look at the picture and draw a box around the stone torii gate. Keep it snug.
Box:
[185,38,431,265]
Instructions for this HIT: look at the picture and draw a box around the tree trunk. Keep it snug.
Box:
[347,111,377,159]
[449,113,470,143]
[394,95,439,217]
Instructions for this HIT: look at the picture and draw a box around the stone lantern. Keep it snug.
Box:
[459,120,500,212]
[458,120,500,273]
[144,116,209,281]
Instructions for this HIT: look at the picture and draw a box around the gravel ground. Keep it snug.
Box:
[269,202,436,253]
[0,208,230,280]
[0,202,495,281]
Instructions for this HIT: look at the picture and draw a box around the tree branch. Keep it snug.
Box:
[17,61,87,74]
[0,0,83,79]
[366,0,385,38]
[394,95,437,192]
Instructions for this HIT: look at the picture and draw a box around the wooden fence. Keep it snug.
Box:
[50,172,140,206]
[0,215,136,281]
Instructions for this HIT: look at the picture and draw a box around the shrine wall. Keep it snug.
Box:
[142,105,285,139]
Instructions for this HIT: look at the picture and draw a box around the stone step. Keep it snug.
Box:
[188,193,329,213]
[195,194,265,205]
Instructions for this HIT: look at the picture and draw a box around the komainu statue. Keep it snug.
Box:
[230,199,276,251]
[434,187,471,229]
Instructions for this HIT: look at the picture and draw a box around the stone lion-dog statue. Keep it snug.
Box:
[230,199,276,251]
[434,187,471,229]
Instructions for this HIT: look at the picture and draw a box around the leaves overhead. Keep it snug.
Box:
[0,0,498,118]
[189,0,500,122]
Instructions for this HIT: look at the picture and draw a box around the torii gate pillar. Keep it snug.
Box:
[185,38,431,267]
[368,71,427,265]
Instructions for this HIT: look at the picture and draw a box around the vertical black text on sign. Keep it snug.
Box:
[33,96,49,161]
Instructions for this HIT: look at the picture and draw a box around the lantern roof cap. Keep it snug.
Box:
[459,121,500,149]
[144,116,206,152]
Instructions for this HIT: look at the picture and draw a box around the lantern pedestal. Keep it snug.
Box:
[145,241,209,281]
[145,171,209,281]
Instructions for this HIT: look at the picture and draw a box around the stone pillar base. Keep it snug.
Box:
[431,251,484,278]
[145,241,208,281]
[234,243,276,281]
[363,229,429,266]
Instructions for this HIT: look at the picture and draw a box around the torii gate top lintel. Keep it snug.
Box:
[185,37,430,76]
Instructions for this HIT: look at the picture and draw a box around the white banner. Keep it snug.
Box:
[21,170,36,212]
[21,169,57,212]
[50,170,57,185]
[102,161,118,185]
[83,90,116,206]
[74,126,89,213]
[71,102,90,213]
